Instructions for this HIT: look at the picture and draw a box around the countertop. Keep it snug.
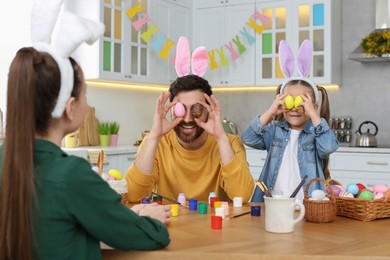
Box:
[61,145,139,155]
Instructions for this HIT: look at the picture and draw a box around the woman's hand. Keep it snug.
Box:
[136,203,172,225]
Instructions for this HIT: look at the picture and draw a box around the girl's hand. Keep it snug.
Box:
[299,93,321,125]
[149,92,182,139]
[195,94,227,139]
[268,93,288,116]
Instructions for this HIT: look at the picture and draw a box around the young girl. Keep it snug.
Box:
[241,40,339,202]
[0,2,171,259]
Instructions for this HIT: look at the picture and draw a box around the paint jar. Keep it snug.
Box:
[233,197,243,208]
[211,216,222,229]
[198,202,207,214]
[189,199,198,211]
[170,204,179,217]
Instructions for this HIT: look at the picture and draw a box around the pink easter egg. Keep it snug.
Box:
[373,184,388,194]
[325,185,343,196]
[107,176,116,181]
[174,102,186,117]
[374,192,384,199]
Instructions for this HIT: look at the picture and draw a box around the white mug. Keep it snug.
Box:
[264,196,305,233]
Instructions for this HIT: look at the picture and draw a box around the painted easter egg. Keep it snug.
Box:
[174,102,186,117]
[346,184,359,196]
[284,95,294,110]
[373,184,388,194]
[294,95,303,109]
[358,189,374,200]
[311,189,326,200]
[325,185,343,196]
[356,183,366,193]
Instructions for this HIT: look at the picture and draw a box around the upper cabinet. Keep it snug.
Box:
[195,1,256,87]
[66,0,191,85]
[149,0,192,84]
[255,0,341,86]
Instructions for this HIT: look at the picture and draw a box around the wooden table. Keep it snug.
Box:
[103,203,390,259]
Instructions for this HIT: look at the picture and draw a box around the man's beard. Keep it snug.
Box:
[174,121,205,143]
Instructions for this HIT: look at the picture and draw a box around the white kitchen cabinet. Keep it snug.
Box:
[255,0,341,86]
[149,0,192,84]
[329,149,390,187]
[195,2,256,87]
[245,146,267,180]
[66,0,175,84]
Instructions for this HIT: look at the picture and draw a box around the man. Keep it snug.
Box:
[125,74,254,203]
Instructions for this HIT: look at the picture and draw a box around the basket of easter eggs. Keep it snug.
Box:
[303,178,337,223]
[326,179,390,221]
[102,169,128,205]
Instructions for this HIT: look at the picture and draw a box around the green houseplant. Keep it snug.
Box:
[360,29,390,57]
[109,122,120,146]
[99,122,110,146]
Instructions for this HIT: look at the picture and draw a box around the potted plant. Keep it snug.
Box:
[99,121,110,146]
[109,121,120,146]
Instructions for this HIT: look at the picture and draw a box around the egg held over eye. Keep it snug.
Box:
[191,104,203,118]
[294,95,303,109]
[284,95,294,110]
[174,102,186,117]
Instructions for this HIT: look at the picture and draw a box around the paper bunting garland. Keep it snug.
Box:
[127,2,270,70]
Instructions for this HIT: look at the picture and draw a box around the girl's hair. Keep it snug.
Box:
[274,80,331,179]
[169,74,212,102]
[0,47,83,260]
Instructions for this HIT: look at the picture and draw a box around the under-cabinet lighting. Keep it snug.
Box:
[86,80,340,92]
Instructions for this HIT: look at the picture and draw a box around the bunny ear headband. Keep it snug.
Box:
[278,39,319,102]
[31,0,105,118]
[175,36,208,77]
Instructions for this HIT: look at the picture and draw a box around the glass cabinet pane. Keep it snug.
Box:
[131,46,138,75]
[114,43,121,73]
[114,9,122,40]
[104,7,111,38]
[299,31,310,44]
[103,41,111,72]
[313,29,324,51]
[262,9,272,30]
[275,32,285,53]
[299,5,310,27]
[262,58,272,78]
[275,8,286,29]
[141,48,147,76]
[313,55,324,77]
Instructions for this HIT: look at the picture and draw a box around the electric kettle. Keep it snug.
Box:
[222,117,238,135]
[355,121,378,147]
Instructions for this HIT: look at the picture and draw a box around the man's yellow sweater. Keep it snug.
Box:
[126,131,254,203]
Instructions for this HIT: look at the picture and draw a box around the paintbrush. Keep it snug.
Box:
[225,211,251,220]
[97,150,104,176]
[151,192,189,208]
[256,181,273,197]
[289,175,308,198]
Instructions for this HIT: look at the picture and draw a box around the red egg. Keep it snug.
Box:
[356,183,366,193]
[174,102,186,117]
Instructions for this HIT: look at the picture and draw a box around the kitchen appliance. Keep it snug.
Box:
[222,117,238,135]
[355,121,378,147]
[348,0,390,61]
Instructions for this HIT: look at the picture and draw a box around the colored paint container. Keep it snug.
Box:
[210,196,219,208]
[189,199,198,211]
[198,202,207,214]
[211,216,222,229]
[170,204,179,217]
[251,205,261,216]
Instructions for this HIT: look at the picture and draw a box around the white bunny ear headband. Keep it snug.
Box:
[278,39,319,102]
[175,36,208,77]
[31,0,105,118]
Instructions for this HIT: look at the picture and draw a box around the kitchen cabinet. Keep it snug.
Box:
[255,0,341,86]
[194,1,256,86]
[329,148,390,187]
[63,146,137,176]
[149,0,192,84]
[245,146,267,180]
[67,0,181,85]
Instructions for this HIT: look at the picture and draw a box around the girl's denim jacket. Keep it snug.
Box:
[241,115,339,202]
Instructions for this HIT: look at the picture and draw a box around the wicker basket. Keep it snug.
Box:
[328,179,390,221]
[303,178,337,223]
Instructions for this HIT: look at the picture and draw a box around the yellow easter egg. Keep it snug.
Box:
[108,169,123,180]
[284,95,294,110]
[294,95,303,109]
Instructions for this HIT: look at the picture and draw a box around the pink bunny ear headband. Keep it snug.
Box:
[31,0,105,118]
[278,40,319,102]
[175,36,208,77]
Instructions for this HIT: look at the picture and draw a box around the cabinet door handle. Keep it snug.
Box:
[367,161,388,166]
